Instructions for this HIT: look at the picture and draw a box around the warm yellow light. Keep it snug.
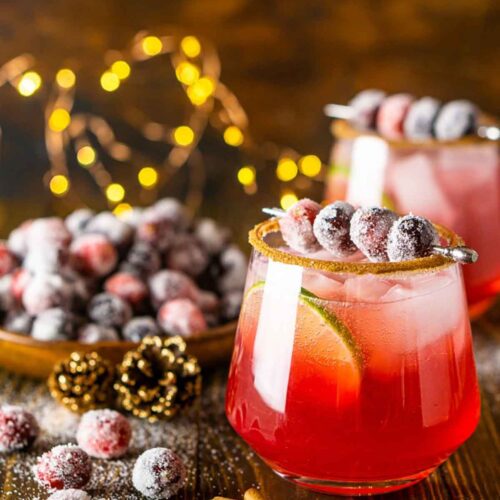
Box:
[223,126,244,147]
[49,109,71,132]
[280,192,298,210]
[299,155,322,177]
[111,60,131,80]
[113,203,132,216]
[276,158,298,182]
[77,146,96,166]
[100,71,120,92]
[175,62,200,85]
[55,69,76,89]
[173,126,195,146]
[237,166,255,186]
[186,77,215,105]
[106,183,125,203]
[142,36,163,56]
[49,175,70,196]
[180,36,201,58]
[17,71,42,97]
[138,166,159,188]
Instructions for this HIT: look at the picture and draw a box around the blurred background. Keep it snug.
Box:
[0,0,498,243]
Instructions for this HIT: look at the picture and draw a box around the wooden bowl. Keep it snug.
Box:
[0,321,237,379]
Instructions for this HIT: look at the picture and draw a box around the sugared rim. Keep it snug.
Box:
[249,218,463,275]
[332,118,497,149]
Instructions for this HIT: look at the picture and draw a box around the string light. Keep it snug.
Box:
[100,71,120,92]
[138,166,159,188]
[276,158,298,182]
[49,174,70,196]
[55,69,76,89]
[173,126,195,146]
[237,166,255,186]
[17,71,42,96]
[175,62,200,85]
[142,36,163,56]
[77,146,96,167]
[110,60,131,80]
[180,36,201,58]
[105,183,125,203]
[223,126,244,147]
[49,109,71,132]
[187,77,215,105]
[299,155,322,177]
[280,191,298,210]
[113,202,133,216]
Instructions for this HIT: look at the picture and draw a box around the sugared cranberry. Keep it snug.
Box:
[434,100,477,141]
[194,218,231,255]
[221,290,243,321]
[0,243,17,277]
[403,97,441,141]
[76,409,132,459]
[31,308,75,341]
[132,447,186,500]
[157,298,207,337]
[0,274,14,312]
[122,316,160,342]
[48,490,91,500]
[11,268,31,301]
[65,208,95,237]
[218,245,247,293]
[350,207,398,262]
[278,198,321,254]
[22,274,71,315]
[148,270,198,308]
[166,235,209,277]
[4,309,32,335]
[70,234,118,277]
[154,198,189,231]
[387,214,439,262]
[88,293,132,328]
[35,445,92,491]
[84,211,134,249]
[78,323,119,344]
[376,93,415,140]
[136,208,175,251]
[121,241,161,278]
[27,217,71,250]
[7,220,33,258]
[105,272,148,307]
[24,244,67,275]
[313,201,357,257]
[0,405,39,452]
[348,89,386,129]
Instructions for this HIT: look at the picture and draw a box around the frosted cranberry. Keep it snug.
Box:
[132,447,186,499]
[218,245,247,293]
[136,208,175,251]
[221,290,243,321]
[157,298,207,337]
[194,218,231,255]
[403,97,441,141]
[121,241,161,278]
[65,208,95,237]
[376,93,415,140]
[0,274,14,312]
[24,244,68,274]
[11,268,31,301]
[0,405,39,452]
[348,89,386,129]
[122,317,160,342]
[104,272,148,307]
[313,201,357,257]
[78,323,119,344]
[7,220,33,258]
[148,270,198,308]
[31,308,75,342]
[154,198,189,231]
[434,100,477,141]
[387,215,439,262]
[48,490,91,500]
[278,198,321,254]
[350,207,398,262]
[22,274,71,315]
[85,212,134,249]
[35,445,92,491]
[167,235,209,277]
[27,217,71,250]
[4,309,32,335]
[0,243,17,277]
[87,293,132,328]
[76,409,131,459]
[70,234,118,277]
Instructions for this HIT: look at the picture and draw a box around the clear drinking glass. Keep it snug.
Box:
[226,218,480,496]
[326,120,500,315]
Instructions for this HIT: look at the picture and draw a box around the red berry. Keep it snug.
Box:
[11,268,31,301]
[48,490,91,500]
[0,405,39,452]
[27,217,71,250]
[7,220,33,258]
[70,234,118,277]
[278,198,321,254]
[0,243,17,277]
[148,270,198,308]
[35,445,92,491]
[157,298,207,337]
[76,409,131,459]
[376,93,415,140]
[104,272,148,306]
[136,208,175,251]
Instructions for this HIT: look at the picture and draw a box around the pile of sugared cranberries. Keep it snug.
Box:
[0,405,39,452]
[279,198,440,263]
[0,198,246,341]
[347,89,478,141]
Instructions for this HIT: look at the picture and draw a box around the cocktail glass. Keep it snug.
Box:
[226,217,480,496]
[327,120,500,315]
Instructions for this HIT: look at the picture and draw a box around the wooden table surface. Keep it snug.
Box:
[0,300,498,500]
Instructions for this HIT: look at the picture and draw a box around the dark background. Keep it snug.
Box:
[0,0,498,237]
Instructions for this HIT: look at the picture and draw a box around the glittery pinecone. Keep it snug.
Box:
[48,351,115,413]
[114,336,201,422]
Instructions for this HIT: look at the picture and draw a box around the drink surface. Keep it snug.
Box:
[226,251,480,485]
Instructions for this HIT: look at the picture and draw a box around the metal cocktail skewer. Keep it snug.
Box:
[262,207,479,264]
[323,103,500,141]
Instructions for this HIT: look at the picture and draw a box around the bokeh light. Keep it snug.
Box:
[49,174,70,196]
[299,155,322,177]
[111,60,131,80]
[55,69,76,89]
[49,109,71,132]
[113,203,133,216]
[180,36,201,58]
[224,126,244,147]
[187,77,215,105]
[77,146,96,167]
[138,166,159,188]
[276,158,298,182]
[142,36,163,56]
[173,126,195,146]
[106,183,125,203]
[237,166,255,186]
[100,71,120,92]
[280,191,298,210]
[175,62,200,85]
[17,71,42,97]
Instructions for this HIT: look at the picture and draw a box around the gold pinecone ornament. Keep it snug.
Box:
[114,336,202,422]
[48,351,115,413]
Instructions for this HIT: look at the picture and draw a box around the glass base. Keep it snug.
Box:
[273,467,437,496]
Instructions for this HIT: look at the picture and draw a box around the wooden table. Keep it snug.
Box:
[0,301,498,499]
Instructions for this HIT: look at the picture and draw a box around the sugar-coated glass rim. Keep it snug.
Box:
[249,218,463,276]
[332,118,497,149]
